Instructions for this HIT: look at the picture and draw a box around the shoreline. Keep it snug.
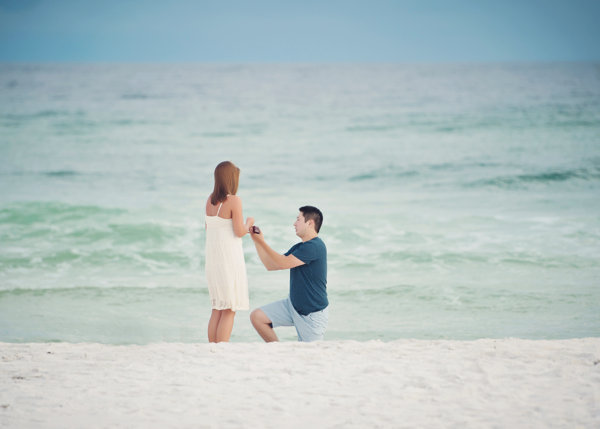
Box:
[2,338,599,428]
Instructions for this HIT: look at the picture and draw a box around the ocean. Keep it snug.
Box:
[1,63,599,343]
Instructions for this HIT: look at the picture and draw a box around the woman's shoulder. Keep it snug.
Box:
[226,194,242,205]
[207,193,240,203]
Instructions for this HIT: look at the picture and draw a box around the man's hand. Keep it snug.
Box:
[249,225,264,242]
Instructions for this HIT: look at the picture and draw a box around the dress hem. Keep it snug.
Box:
[211,305,250,311]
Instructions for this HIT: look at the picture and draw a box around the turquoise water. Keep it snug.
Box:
[1,63,599,343]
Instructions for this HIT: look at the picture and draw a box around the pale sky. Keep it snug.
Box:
[1,0,599,62]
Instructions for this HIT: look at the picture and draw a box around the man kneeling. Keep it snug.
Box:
[249,206,328,342]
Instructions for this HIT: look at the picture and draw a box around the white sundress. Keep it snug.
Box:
[205,201,249,311]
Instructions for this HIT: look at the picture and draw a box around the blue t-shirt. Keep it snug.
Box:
[285,237,328,315]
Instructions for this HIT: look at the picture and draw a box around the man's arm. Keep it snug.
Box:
[250,230,304,271]
[253,239,280,271]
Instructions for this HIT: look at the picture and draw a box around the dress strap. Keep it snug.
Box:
[216,202,223,216]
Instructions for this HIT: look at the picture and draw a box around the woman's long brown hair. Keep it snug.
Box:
[210,161,240,205]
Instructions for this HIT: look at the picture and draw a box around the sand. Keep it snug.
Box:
[1,339,599,428]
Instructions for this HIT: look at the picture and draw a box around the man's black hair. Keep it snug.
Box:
[299,206,323,233]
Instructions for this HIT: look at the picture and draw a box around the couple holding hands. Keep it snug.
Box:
[205,161,328,343]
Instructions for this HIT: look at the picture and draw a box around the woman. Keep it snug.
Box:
[205,161,254,342]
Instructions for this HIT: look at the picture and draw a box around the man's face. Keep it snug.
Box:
[293,212,309,237]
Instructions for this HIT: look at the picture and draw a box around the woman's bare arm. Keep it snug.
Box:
[230,195,254,237]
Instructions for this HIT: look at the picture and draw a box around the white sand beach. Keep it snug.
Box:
[1,339,599,428]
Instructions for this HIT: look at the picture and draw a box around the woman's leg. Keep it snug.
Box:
[216,309,236,342]
[208,309,222,343]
